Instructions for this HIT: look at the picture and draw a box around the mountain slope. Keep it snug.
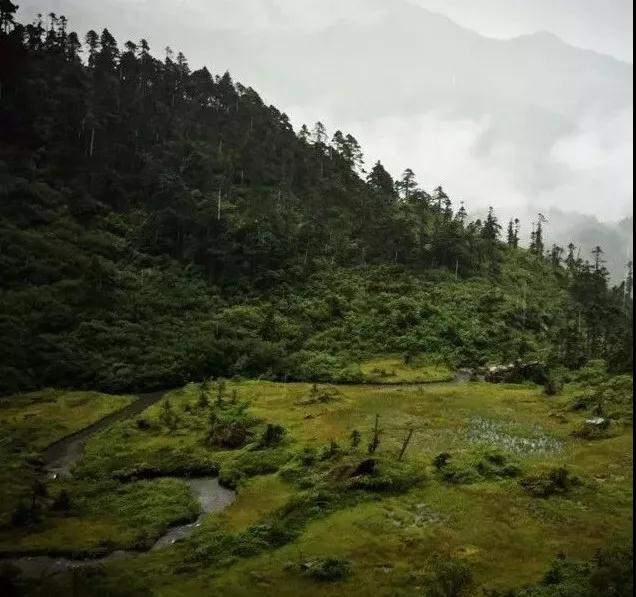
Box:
[0,11,632,395]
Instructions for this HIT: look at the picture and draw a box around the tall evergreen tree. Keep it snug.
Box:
[0,0,18,33]
[398,168,417,199]
[482,207,501,241]
[507,219,520,248]
[367,161,395,196]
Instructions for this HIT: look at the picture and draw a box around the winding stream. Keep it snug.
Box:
[9,391,236,577]
[9,374,468,577]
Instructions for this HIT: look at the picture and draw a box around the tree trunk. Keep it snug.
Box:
[398,429,415,462]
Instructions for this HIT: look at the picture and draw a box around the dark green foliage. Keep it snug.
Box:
[50,489,72,512]
[10,501,32,527]
[216,380,226,407]
[569,361,633,423]
[0,14,630,396]
[573,420,612,441]
[257,424,286,448]
[297,384,342,405]
[488,543,633,597]
[433,453,452,470]
[135,418,151,431]
[434,451,521,485]
[158,399,179,432]
[475,451,522,479]
[350,429,362,449]
[520,467,579,498]
[322,440,342,460]
[198,379,211,408]
[301,558,351,582]
[205,406,255,450]
[424,555,476,597]
[345,460,424,494]
[543,374,563,396]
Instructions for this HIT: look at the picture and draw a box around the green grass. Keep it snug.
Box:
[359,355,454,384]
[2,378,632,596]
[0,478,199,556]
[0,389,135,526]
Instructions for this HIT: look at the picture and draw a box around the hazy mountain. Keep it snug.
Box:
[189,0,631,273]
[19,0,634,274]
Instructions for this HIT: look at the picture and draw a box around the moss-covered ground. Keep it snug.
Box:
[1,374,632,596]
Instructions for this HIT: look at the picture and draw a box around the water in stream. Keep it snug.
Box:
[8,391,236,577]
[10,477,236,578]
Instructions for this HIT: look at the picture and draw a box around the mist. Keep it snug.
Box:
[18,0,634,271]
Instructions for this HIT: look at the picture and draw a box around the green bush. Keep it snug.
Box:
[302,558,351,582]
[520,467,580,498]
[434,451,521,485]
[50,489,72,512]
[425,555,476,597]
[257,424,286,448]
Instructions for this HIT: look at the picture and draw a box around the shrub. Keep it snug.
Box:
[476,451,522,479]
[433,453,452,470]
[51,489,72,512]
[350,430,362,449]
[425,555,476,597]
[497,543,633,596]
[346,460,425,494]
[302,558,351,582]
[439,464,482,485]
[135,418,152,431]
[544,374,563,396]
[257,424,286,448]
[11,502,32,527]
[322,440,342,460]
[520,467,579,498]
[205,407,256,450]
[573,419,611,441]
[300,448,318,466]
[434,451,520,484]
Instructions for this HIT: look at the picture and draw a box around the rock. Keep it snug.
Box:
[585,417,610,431]
[585,417,609,429]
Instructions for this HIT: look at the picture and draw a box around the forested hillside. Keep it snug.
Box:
[0,7,632,395]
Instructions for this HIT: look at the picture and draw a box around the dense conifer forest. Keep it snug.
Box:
[0,7,632,395]
[0,6,632,597]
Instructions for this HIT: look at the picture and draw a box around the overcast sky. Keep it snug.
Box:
[17,0,634,233]
[20,0,633,61]
[414,0,633,62]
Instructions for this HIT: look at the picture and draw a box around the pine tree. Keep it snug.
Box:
[592,246,606,273]
[530,220,545,256]
[482,207,501,241]
[312,121,327,145]
[367,161,395,196]
[433,186,448,210]
[507,219,520,248]
[298,124,311,143]
[0,0,18,33]
[85,30,99,68]
[398,169,418,199]
[456,202,468,225]
[550,245,564,269]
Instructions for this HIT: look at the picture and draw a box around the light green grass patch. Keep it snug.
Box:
[359,355,454,384]
[0,390,135,525]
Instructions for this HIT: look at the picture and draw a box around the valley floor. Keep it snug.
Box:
[0,371,632,596]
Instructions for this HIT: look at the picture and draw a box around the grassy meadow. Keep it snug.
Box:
[0,370,632,595]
